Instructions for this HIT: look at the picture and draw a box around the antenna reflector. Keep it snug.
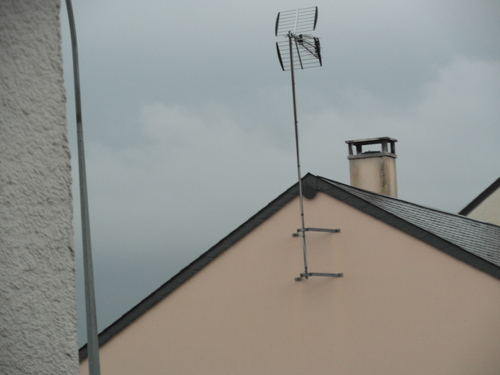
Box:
[276,36,322,71]
[275,6,318,36]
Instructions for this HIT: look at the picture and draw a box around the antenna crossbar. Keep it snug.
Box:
[295,272,344,282]
[292,227,341,237]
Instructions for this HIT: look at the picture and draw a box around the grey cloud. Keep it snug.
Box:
[63,0,500,345]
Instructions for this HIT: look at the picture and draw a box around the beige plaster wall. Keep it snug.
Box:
[81,193,500,374]
[466,188,500,226]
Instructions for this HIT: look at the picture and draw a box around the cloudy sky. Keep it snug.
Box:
[61,0,500,345]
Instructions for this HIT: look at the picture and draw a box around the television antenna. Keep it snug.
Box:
[275,7,342,281]
[275,7,322,71]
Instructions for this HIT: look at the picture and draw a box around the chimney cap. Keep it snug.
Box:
[345,136,397,146]
[346,136,397,158]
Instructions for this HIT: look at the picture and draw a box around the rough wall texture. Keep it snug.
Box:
[0,1,79,374]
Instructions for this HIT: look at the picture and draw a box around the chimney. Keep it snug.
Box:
[346,137,398,197]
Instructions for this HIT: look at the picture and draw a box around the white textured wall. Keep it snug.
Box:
[0,1,78,374]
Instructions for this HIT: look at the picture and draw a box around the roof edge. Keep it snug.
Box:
[79,177,303,361]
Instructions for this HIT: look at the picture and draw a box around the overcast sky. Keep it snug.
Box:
[61,0,500,345]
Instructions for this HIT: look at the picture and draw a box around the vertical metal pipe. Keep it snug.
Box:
[288,32,308,278]
[65,1,101,373]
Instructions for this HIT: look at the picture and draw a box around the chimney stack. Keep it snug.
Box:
[346,137,398,197]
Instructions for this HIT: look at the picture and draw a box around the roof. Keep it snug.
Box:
[459,177,500,216]
[80,173,500,360]
[316,176,500,269]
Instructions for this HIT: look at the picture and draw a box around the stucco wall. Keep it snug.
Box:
[81,193,500,375]
[467,188,500,226]
[0,1,78,374]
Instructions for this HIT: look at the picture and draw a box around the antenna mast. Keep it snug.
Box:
[275,7,321,279]
[276,7,342,281]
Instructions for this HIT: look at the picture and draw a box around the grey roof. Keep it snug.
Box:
[80,173,500,361]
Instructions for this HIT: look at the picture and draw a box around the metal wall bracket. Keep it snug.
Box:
[295,272,343,281]
[292,227,340,237]
[292,228,343,281]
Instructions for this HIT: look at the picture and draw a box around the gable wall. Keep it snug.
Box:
[466,187,500,226]
[81,193,500,374]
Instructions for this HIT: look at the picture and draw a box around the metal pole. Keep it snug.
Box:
[288,32,309,278]
[65,1,101,373]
